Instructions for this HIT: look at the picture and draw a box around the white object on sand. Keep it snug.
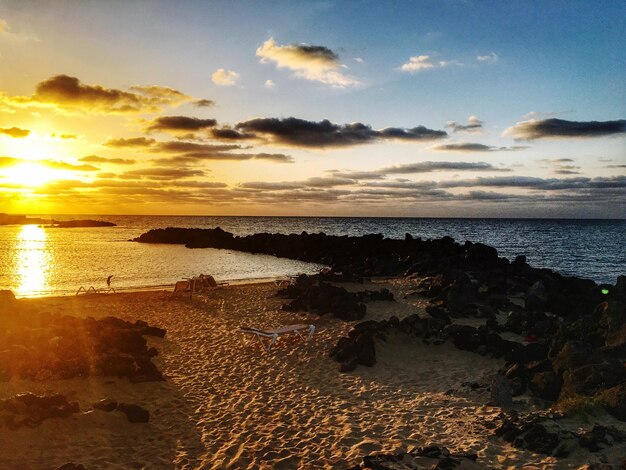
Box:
[239,324,315,351]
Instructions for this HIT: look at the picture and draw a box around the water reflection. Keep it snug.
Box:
[16,225,51,296]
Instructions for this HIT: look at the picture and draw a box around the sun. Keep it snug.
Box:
[4,161,58,187]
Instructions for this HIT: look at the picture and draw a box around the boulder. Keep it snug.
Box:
[525,281,547,312]
[93,398,118,412]
[596,384,626,421]
[446,274,479,311]
[490,375,513,408]
[551,341,593,375]
[529,371,562,401]
[117,403,150,423]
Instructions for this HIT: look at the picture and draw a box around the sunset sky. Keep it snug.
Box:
[0,0,624,217]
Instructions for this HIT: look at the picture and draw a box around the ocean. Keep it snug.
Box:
[1,215,624,297]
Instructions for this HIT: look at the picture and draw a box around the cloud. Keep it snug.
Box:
[193,99,215,107]
[503,118,626,140]
[50,133,77,140]
[476,52,498,63]
[100,135,292,163]
[80,155,135,165]
[265,80,275,89]
[154,151,293,164]
[256,37,359,87]
[607,164,626,169]
[0,156,97,172]
[428,142,527,152]
[210,127,256,141]
[400,55,436,72]
[400,55,458,73]
[0,75,193,114]
[537,158,575,163]
[151,141,242,153]
[235,117,447,148]
[104,137,157,148]
[438,175,626,190]
[147,115,217,132]
[120,168,206,180]
[446,116,483,133]
[0,18,39,42]
[15,75,193,113]
[332,161,510,180]
[240,177,354,191]
[380,161,511,175]
[554,169,580,175]
[45,160,99,171]
[211,69,240,87]
[0,126,30,138]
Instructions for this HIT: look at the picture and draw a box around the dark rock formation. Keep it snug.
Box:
[349,445,482,469]
[496,412,626,458]
[117,403,150,423]
[50,219,116,228]
[93,398,118,412]
[0,393,79,429]
[134,226,625,419]
[0,308,166,382]
[278,275,393,321]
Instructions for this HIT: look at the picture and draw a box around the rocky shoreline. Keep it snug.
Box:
[0,213,115,227]
[134,226,625,465]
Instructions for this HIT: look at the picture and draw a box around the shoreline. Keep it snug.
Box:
[12,275,311,300]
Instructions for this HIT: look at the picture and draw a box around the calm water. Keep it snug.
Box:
[0,215,624,297]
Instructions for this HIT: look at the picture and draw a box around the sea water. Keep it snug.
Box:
[0,215,623,297]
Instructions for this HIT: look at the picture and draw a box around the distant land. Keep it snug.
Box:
[0,213,116,227]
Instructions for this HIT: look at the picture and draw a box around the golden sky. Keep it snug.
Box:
[0,1,624,217]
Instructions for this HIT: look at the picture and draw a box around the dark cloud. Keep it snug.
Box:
[464,190,513,200]
[193,99,215,107]
[104,137,156,148]
[504,118,626,140]
[153,141,242,153]
[80,155,136,165]
[607,164,626,169]
[439,175,626,190]
[429,142,527,152]
[155,151,293,164]
[329,170,387,180]
[538,158,575,163]
[210,128,257,140]
[8,75,193,113]
[235,117,447,148]
[380,161,511,175]
[120,168,206,180]
[331,161,509,180]
[240,177,354,191]
[0,127,30,138]
[554,170,581,175]
[147,116,217,131]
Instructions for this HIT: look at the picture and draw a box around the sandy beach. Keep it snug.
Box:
[1,279,624,469]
